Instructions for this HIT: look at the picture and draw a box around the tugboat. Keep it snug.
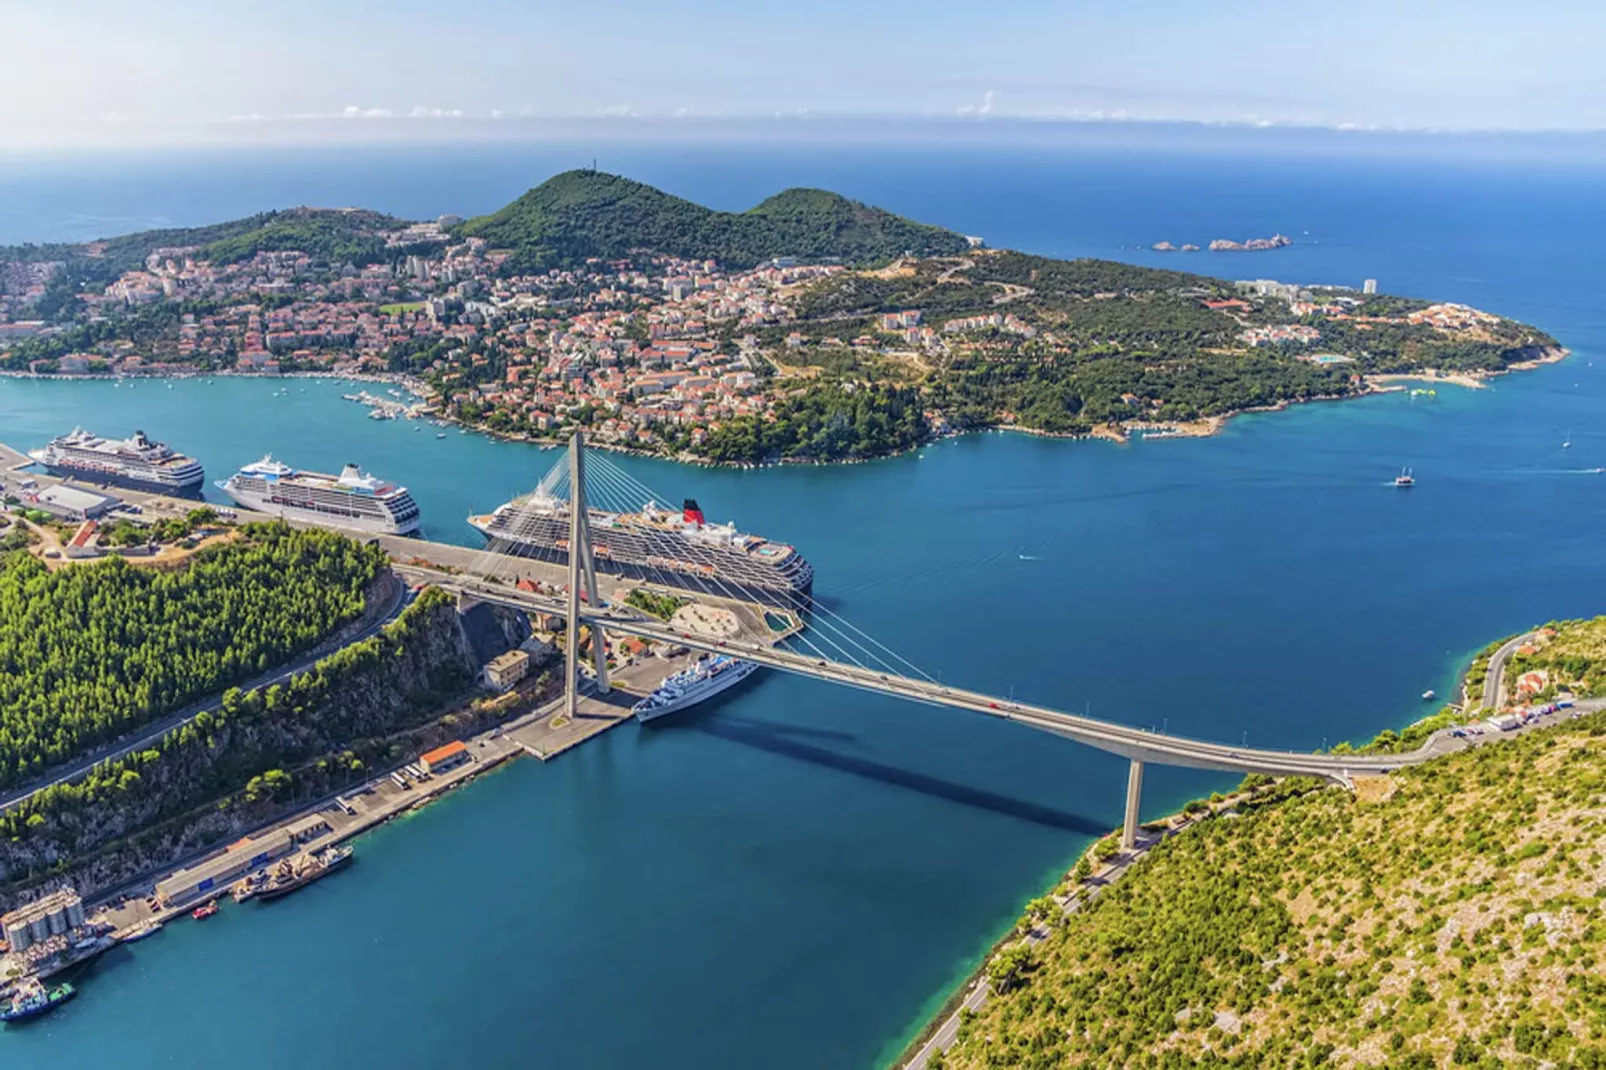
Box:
[1393,467,1415,488]
[191,899,219,920]
[0,979,76,1024]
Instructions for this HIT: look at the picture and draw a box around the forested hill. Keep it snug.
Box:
[0,207,411,289]
[456,170,972,271]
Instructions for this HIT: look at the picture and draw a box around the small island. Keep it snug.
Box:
[0,171,1560,466]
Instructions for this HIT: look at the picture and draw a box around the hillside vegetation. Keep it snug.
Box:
[0,523,387,787]
[932,714,1606,1069]
[458,170,971,271]
[0,208,412,290]
[786,252,1558,437]
[1504,617,1606,701]
[0,586,485,898]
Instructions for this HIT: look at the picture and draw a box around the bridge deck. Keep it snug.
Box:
[404,568,1435,782]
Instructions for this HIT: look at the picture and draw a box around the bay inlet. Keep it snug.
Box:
[0,350,1602,1066]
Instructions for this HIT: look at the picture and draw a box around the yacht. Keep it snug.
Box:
[633,655,759,723]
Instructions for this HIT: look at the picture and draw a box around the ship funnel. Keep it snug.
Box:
[683,498,705,526]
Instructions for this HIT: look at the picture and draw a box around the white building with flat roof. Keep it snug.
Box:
[30,484,120,520]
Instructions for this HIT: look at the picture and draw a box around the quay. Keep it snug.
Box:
[90,729,523,936]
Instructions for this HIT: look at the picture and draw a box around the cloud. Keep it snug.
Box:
[956,89,997,117]
[222,104,472,124]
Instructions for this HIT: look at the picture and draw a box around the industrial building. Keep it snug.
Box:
[27,484,120,521]
[2,889,87,953]
[419,740,471,775]
[156,829,295,905]
[152,815,335,906]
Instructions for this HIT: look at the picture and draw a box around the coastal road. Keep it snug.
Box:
[1482,631,1536,711]
[0,575,413,814]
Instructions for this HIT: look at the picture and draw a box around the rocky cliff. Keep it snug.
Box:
[0,584,521,907]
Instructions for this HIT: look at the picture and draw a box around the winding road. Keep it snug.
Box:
[1482,631,1535,711]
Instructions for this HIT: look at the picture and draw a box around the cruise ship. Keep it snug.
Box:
[29,428,205,496]
[468,494,812,609]
[633,655,759,722]
[218,456,421,535]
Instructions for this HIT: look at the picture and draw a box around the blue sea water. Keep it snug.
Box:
[1,140,1604,1068]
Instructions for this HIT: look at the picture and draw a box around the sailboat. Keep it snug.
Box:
[1393,467,1415,488]
[1563,429,1572,449]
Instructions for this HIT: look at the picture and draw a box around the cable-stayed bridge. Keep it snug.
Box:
[412,433,1441,848]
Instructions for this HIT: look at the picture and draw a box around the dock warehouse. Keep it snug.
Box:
[28,484,120,521]
[419,740,471,775]
[156,828,295,905]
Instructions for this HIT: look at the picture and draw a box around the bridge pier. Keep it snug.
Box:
[564,431,608,720]
[1120,759,1145,850]
[569,432,609,696]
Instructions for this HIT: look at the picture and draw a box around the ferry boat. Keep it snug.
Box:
[218,456,420,535]
[29,428,204,496]
[469,495,812,609]
[1393,467,1415,487]
[633,654,759,723]
[0,979,75,1024]
[257,845,354,903]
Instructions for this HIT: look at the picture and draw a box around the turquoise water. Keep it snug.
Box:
[0,144,1604,1067]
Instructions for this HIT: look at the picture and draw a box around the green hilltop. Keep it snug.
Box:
[456,169,972,270]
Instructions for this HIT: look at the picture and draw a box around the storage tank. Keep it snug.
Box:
[46,905,68,935]
[28,916,49,944]
[65,897,85,928]
[4,918,32,952]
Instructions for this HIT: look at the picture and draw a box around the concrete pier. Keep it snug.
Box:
[1121,759,1145,849]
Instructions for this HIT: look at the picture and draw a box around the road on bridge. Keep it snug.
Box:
[417,570,1434,782]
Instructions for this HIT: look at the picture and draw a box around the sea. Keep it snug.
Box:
[1,136,1604,1068]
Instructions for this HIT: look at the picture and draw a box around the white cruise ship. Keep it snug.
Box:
[217,456,421,535]
[30,428,205,497]
[633,654,759,723]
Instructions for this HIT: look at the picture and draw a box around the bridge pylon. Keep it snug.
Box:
[1120,759,1145,850]
[564,431,609,720]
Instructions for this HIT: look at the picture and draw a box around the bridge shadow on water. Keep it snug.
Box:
[682,714,1106,836]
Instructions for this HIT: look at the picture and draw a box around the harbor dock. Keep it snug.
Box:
[1,437,800,977]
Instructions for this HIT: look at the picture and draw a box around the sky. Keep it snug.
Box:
[3,0,1604,148]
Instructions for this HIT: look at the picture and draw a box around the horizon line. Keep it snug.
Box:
[8,113,1606,156]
